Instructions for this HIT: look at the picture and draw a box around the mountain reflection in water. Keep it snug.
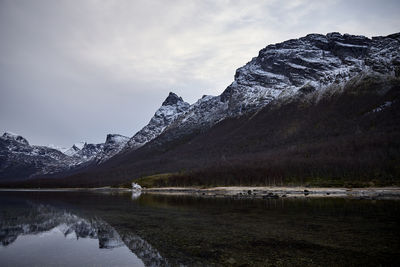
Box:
[0,191,399,266]
[0,193,166,267]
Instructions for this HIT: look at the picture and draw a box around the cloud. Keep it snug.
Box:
[0,0,399,146]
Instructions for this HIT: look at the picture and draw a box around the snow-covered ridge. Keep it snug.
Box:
[0,132,125,179]
[0,132,80,178]
[47,144,69,154]
[95,134,129,164]
[1,32,399,180]
[125,92,190,150]
[1,93,189,178]
[105,134,130,145]
[64,144,81,156]
[152,32,400,142]
[1,132,29,146]
[219,32,399,114]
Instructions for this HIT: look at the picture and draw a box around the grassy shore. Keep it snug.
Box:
[129,172,399,189]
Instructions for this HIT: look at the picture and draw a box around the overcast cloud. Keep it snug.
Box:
[0,0,399,147]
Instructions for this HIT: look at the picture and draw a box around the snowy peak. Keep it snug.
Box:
[63,142,86,156]
[125,92,190,149]
[64,144,80,156]
[0,133,81,180]
[73,142,86,150]
[75,142,104,162]
[95,134,129,164]
[1,132,29,146]
[47,144,69,154]
[162,92,185,106]
[105,134,130,145]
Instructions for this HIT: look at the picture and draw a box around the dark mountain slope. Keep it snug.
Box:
[15,74,400,187]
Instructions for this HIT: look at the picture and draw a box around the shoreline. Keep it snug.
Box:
[1,186,400,199]
[0,187,132,192]
[142,186,400,200]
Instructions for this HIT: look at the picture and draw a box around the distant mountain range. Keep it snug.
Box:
[1,32,399,187]
[0,92,191,181]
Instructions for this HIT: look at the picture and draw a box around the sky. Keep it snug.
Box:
[1,0,399,147]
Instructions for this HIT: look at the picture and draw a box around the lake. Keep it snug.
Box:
[0,191,399,266]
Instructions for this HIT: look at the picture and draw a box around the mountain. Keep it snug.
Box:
[95,134,129,164]
[62,142,85,156]
[2,132,30,146]
[0,134,107,181]
[64,144,81,156]
[0,132,126,181]
[74,142,104,162]
[0,132,77,180]
[149,32,400,145]
[125,92,190,150]
[0,93,187,181]
[2,32,400,187]
[47,144,69,154]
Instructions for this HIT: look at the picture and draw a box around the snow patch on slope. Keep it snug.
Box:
[125,92,190,150]
[1,132,29,146]
[95,134,129,163]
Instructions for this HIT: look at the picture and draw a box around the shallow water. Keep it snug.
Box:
[0,191,399,266]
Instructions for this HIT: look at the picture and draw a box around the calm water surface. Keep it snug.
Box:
[0,191,399,266]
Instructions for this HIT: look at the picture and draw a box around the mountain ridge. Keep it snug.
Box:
[0,92,190,181]
[135,31,400,151]
[1,31,399,185]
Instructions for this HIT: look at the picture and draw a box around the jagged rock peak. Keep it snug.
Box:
[72,144,80,150]
[64,145,80,156]
[94,134,129,164]
[105,134,130,144]
[162,92,185,106]
[1,132,29,145]
[124,92,190,150]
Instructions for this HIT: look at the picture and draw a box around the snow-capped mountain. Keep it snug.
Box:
[1,32,399,183]
[0,128,135,180]
[1,132,30,146]
[95,134,129,164]
[47,144,69,154]
[66,32,398,187]
[125,92,190,149]
[64,144,81,156]
[0,132,78,180]
[220,32,399,113]
[59,141,86,156]
[0,132,122,180]
[150,32,400,144]
[74,142,104,162]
